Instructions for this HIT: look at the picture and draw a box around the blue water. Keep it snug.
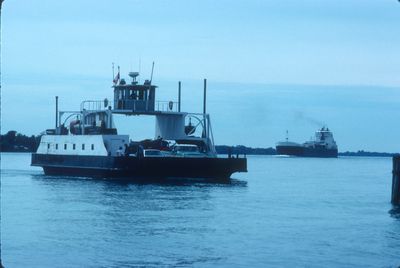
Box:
[1,153,399,267]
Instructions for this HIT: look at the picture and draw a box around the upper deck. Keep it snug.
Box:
[112,71,181,115]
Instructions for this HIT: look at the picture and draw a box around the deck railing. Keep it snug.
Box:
[80,100,107,111]
[82,100,179,113]
[156,101,179,112]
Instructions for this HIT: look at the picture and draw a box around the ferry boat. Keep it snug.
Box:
[276,127,338,158]
[31,69,247,181]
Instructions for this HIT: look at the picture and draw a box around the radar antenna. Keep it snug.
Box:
[128,72,139,85]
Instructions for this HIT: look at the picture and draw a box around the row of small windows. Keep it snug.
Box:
[47,143,95,150]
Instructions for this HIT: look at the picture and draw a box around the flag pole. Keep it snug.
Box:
[138,58,141,83]
[112,62,114,81]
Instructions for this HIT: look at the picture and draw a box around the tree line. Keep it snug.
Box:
[0,131,278,154]
[0,131,41,152]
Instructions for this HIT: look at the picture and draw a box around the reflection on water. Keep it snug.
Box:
[30,173,248,188]
[29,174,248,217]
[389,206,400,220]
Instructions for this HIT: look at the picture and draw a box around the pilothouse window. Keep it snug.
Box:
[73,144,76,150]
[91,144,94,150]
[47,144,50,149]
[56,144,58,150]
[64,144,67,150]
[82,144,85,150]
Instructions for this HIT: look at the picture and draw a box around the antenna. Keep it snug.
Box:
[112,62,115,80]
[138,58,141,83]
[118,65,120,83]
[150,61,155,83]
[178,81,181,112]
[286,130,288,142]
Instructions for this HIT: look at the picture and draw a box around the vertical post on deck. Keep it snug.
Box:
[55,96,59,129]
[1,2,4,268]
[392,155,400,205]
[203,79,207,115]
[178,81,181,112]
[0,1,5,266]
[203,79,207,139]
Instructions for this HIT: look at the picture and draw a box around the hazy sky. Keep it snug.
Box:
[2,0,400,152]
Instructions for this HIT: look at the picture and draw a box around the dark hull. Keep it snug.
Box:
[31,153,247,181]
[276,145,338,158]
[276,145,304,156]
[303,147,338,158]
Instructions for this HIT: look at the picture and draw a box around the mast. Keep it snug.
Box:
[178,81,181,112]
[203,79,207,138]
[112,62,114,81]
[203,79,207,115]
[150,61,155,84]
[55,96,59,129]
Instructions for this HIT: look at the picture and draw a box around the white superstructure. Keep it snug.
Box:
[37,135,129,156]
[304,127,337,150]
[36,71,217,158]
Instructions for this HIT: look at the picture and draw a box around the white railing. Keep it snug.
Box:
[80,100,107,111]
[156,101,179,112]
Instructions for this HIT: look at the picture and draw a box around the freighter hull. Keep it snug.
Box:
[303,147,338,158]
[31,153,247,181]
[276,145,338,158]
[276,145,304,156]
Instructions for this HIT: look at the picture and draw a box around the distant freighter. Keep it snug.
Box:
[276,127,338,158]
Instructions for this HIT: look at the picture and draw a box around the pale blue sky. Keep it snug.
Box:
[2,0,400,152]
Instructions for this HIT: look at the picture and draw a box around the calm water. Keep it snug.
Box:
[1,153,399,267]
